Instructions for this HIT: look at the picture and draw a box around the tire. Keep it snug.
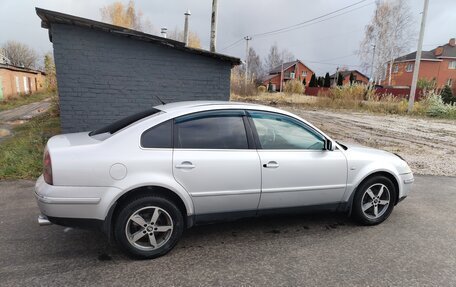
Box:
[351,175,396,226]
[114,195,184,259]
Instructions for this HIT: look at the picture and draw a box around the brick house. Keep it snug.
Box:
[383,38,456,93]
[262,60,314,91]
[330,70,369,86]
[36,8,240,133]
[0,64,46,100]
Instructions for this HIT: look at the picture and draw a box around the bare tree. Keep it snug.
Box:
[264,43,296,72]
[358,0,415,84]
[1,41,38,69]
[44,53,57,92]
[168,27,202,49]
[100,0,154,33]
[281,49,295,63]
[239,47,263,82]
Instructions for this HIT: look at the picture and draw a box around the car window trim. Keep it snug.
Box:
[173,109,254,150]
[245,109,326,150]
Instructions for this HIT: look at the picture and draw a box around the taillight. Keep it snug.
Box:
[43,148,53,185]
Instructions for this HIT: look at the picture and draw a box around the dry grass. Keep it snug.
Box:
[232,84,453,119]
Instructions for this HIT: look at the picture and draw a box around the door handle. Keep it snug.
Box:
[263,161,279,168]
[175,161,195,169]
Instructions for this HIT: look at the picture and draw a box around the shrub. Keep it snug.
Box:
[440,85,455,105]
[417,78,437,91]
[425,93,447,117]
[257,85,267,93]
[284,79,304,95]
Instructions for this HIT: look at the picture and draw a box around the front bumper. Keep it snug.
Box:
[398,172,414,200]
[34,175,121,221]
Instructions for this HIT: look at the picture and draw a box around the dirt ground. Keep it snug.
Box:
[281,106,456,176]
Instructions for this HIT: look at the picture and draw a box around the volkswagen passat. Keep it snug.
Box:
[35,101,414,259]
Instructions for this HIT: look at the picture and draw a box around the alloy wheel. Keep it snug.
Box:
[125,206,174,251]
[361,183,391,220]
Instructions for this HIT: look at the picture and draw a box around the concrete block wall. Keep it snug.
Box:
[51,24,232,133]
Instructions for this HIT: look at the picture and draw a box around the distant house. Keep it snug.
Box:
[383,38,456,93]
[262,60,314,91]
[330,70,369,86]
[36,8,240,133]
[0,64,46,100]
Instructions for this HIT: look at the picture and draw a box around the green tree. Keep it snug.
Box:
[309,74,317,87]
[349,72,355,85]
[337,72,344,86]
[302,78,306,86]
[324,73,331,87]
[318,77,324,87]
[441,85,455,104]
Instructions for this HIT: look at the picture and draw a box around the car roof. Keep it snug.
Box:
[154,101,268,113]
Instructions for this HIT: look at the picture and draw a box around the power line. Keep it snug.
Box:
[219,0,374,52]
[219,38,244,52]
[252,0,373,38]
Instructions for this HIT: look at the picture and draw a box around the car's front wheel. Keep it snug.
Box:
[114,195,184,259]
[352,175,396,225]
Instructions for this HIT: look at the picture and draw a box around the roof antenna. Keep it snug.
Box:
[155,95,166,105]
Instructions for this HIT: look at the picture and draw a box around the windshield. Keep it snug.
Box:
[89,108,161,136]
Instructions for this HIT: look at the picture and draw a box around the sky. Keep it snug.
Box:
[0,0,455,75]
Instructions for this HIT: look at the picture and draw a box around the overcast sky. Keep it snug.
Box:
[0,0,455,75]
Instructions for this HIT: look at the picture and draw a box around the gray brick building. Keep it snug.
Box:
[36,8,240,133]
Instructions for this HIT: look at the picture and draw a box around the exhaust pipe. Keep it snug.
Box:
[38,214,52,226]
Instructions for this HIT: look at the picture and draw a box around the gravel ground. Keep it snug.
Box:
[283,106,456,176]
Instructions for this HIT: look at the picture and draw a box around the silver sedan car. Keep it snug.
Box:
[35,101,414,259]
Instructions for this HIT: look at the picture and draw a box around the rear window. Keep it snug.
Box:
[89,108,161,136]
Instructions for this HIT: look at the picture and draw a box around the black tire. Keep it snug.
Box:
[351,175,396,226]
[114,195,184,259]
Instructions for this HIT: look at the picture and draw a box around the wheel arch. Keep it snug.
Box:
[347,170,400,214]
[103,185,194,242]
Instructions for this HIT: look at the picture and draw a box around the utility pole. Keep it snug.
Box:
[370,44,376,84]
[183,9,191,46]
[210,0,218,52]
[334,67,339,87]
[244,36,252,89]
[408,0,429,112]
[280,63,284,92]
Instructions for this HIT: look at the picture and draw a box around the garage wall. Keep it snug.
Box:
[51,24,232,133]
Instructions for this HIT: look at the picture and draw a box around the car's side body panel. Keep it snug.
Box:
[173,149,261,215]
[257,149,348,209]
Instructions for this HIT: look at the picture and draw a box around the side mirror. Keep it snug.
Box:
[325,140,335,151]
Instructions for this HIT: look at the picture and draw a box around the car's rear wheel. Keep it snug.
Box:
[114,195,184,259]
[352,175,396,225]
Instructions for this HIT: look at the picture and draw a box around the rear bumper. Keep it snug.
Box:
[34,175,121,221]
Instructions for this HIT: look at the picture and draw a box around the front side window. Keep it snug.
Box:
[249,111,325,150]
[405,63,414,72]
[141,120,172,148]
[175,111,248,149]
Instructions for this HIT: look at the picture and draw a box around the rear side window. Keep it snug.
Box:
[141,120,173,148]
[175,112,248,149]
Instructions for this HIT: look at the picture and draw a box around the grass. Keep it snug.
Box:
[0,111,60,180]
[0,92,52,112]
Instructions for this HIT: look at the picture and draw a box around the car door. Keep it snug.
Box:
[247,110,348,210]
[172,110,261,219]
